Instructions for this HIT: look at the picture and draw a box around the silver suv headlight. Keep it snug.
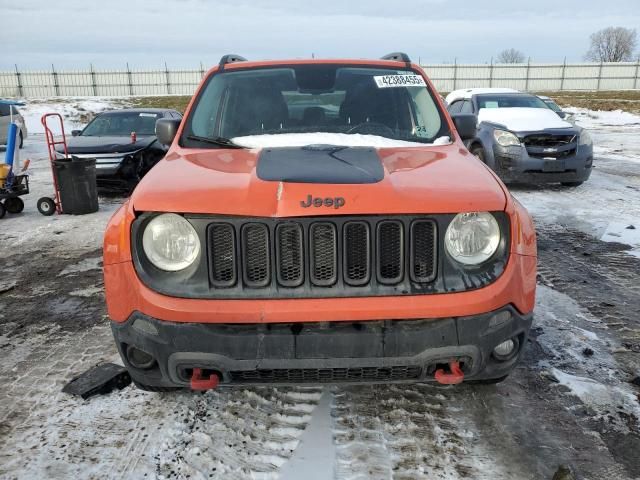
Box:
[578,129,592,145]
[142,213,200,271]
[493,129,520,147]
[445,212,501,265]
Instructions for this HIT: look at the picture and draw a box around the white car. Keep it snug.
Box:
[0,101,27,148]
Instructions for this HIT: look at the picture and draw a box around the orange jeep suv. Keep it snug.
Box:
[104,53,537,391]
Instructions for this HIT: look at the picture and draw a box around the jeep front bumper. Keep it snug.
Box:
[112,305,532,387]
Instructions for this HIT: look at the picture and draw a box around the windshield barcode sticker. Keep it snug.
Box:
[374,74,426,88]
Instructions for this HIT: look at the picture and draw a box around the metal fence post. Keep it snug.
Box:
[596,61,603,90]
[489,57,494,87]
[559,57,566,91]
[126,63,134,96]
[14,64,23,97]
[90,64,98,96]
[165,62,171,95]
[634,57,639,89]
[52,64,60,96]
[525,57,530,91]
[200,61,205,79]
[453,58,457,90]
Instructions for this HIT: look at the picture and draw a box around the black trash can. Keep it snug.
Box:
[53,157,99,215]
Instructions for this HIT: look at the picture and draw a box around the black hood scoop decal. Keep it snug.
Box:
[257,145,384,184]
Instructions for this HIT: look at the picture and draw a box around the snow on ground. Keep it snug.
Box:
[17,97,124,135]
[564,107,640,129]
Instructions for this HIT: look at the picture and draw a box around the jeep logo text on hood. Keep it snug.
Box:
[300,195,345,209]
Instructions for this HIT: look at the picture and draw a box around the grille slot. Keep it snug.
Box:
[343,222,371,285]
[410,220,437,282]
[377,221,404,284]
[276,223,304,287]
[310,223,337,286]
[241,223,270,287]
[230,366,422,384]
[208,223,236,287]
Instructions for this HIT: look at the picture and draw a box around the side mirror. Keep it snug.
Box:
[557,111,567,119]
[155,118,181,146]
[71,130,82,137]
[450,113,477,141]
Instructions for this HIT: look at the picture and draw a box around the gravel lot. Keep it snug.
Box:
[0,105,639,480]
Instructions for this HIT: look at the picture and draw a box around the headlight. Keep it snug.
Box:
[142,213,200,271]
[578,129,592,145]
[445,212,501,265]
[493,130,520,147]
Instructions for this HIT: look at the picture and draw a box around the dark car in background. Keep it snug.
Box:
[446,88,592,187]
[57,108,182,189]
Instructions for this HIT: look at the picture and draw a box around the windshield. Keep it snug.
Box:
[476,94,549,110]
[82,111,160,136]
[182,65,448,148]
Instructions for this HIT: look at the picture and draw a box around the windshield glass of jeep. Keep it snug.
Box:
[183,65,449,147]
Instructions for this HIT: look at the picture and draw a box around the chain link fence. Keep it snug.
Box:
[1,61,639,97]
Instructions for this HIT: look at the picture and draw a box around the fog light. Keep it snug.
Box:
[126,344,156,370]
[492,337,518,361]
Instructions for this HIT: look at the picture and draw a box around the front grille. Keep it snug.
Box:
[230,365,422,384]
[206,217,437,295]
[523,134,577,159]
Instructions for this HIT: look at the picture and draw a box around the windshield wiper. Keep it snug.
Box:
[186,135,245,149]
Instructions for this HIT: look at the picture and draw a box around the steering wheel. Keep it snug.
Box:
[346,122,395,136]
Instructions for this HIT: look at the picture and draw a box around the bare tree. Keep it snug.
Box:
[496,48,526,63]
[585,27,637,62]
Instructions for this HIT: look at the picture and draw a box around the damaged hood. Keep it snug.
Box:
[478,107,573,132]
[131,143,507,216]
[58,135,157,154]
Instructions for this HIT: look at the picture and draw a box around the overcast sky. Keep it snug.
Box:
[1,0,639,70]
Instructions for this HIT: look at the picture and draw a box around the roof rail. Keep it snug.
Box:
[381,52,411,63]
[218,54,248,70]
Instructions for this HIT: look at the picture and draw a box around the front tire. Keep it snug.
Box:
[4,197,24,214]
[0,202,6,219]
[19,131,24,149]
[37,197,56,216]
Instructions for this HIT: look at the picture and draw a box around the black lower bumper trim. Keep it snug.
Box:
[111,306,533,387]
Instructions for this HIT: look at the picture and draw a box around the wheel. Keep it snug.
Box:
[471,145,486,163]
[18,131,23,149]
[4,197,24,214]
[0,202,5,219]
[37,197,56,216]
[133,380,181,393]
[561,181,583,187]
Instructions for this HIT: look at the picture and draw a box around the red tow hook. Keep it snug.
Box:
[190,368,220,391]
[434,360,465,385]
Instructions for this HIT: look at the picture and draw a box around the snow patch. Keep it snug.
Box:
[600,222,640,258]
[564,107,640,129]
[58,256,103,276]
[231,132,451,149]
[17,98,123,135]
